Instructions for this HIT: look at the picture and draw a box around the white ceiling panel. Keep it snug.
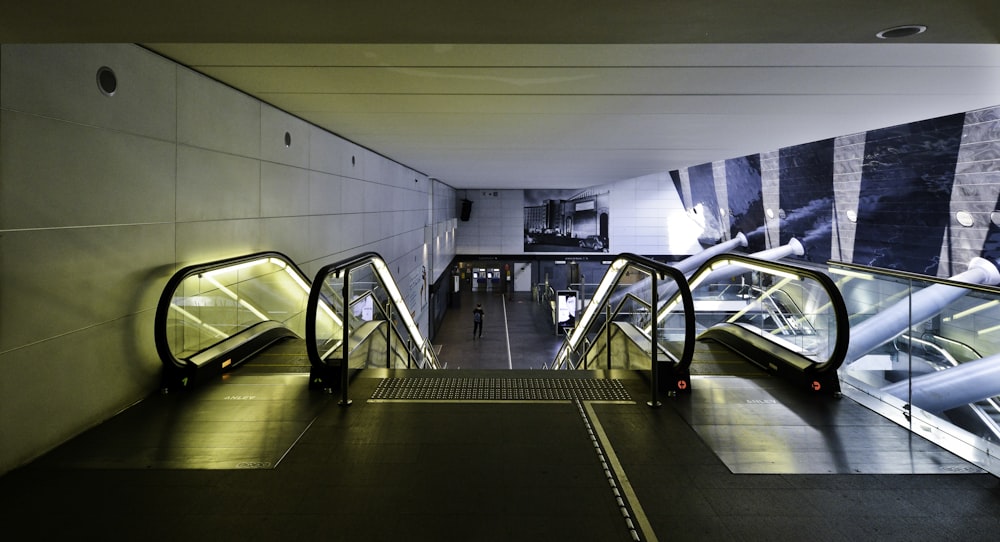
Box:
[3,3,999,189]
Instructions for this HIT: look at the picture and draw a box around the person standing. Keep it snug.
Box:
[472,303,484,339]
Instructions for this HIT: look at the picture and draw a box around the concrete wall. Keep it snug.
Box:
[0,44,456,473]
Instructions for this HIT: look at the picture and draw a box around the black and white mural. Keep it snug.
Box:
[671,105,1000,279]
[524,189,611,252]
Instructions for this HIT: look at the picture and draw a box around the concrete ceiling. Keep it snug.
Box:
[3,1,1000,189]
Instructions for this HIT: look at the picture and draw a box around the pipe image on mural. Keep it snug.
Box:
[523,188,611,253]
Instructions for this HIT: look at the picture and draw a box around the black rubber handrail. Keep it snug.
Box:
[304,252,380,371]
[830,261,1000,296]
[154,251,309,371]
[305,252,439,403]
[553,252,695,401]
[687,253,850,394]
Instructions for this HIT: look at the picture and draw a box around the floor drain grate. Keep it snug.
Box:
[371,377,631,401]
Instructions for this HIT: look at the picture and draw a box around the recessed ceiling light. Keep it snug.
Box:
[876,25,927,39]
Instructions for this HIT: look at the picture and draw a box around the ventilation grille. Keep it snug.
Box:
[371,377,631,401]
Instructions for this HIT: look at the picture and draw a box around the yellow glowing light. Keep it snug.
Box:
[828,267,874,281]
[726,277,793,324]
[169,304,228,339]
[204,276,270,322]
[947,300,999,322]
[369,257,429,354]
[204,258,270,277]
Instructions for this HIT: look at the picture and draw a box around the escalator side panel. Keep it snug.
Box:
[699,323,841,395]
[583,322,690,392]
[162,321,299,391]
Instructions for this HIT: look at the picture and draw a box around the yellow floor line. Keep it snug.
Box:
[584,401,658,542]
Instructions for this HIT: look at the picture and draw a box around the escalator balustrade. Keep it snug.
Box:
[553,250,849,396]
[154,252,313,390]
[551,253,696,392]
[155,251,440,393]
[687,254,849,395]
[306,252,441,395]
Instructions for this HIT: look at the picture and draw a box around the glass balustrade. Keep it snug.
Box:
[551,253,695,399]
[688,258,841,363]
[155,252,313,388]
[832,261,1000,475]
[306,252,440,402]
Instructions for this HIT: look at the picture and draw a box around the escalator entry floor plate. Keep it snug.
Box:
[371,377,632,401]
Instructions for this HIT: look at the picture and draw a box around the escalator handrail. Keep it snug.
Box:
[618,253,697,370]
[154,251,310,370]
[305,252,439,370]
[349,291,425,369]
[584,292,666,369]
[830,261,1000,296]
[688,253,850,375]
[555,252,695,371]
[305,252,379,370]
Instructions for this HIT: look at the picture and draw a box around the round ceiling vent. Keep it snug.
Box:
[96,66,117,96]
[876,25,927,39]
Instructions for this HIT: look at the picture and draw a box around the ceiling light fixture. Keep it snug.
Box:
[876,24,927,39]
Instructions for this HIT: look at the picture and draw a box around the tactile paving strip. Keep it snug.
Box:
[371,377,632,401]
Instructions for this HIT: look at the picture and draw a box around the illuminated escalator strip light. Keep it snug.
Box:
[321,341,343,361]
[203,257,271,277]
[725,277,793,325]
[946,300,999,322]
[555,257,628,369]
[168,304,228,339]
[977,323,1000,336]
[708,259,801,282]
[204,276,270,322]
[371,257,438,368]
[828,267,875,281]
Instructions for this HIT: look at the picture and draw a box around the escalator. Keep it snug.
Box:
[155,252,315,390]
[57,250,441,469]
[552,250,849,396]
[101,251,326,468]
[156,251,439,392]
[305,252,441,397]
[550,253,696,392]
[684,253,848,394]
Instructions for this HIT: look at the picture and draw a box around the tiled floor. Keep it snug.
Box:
[435,291,563,370]
[2,289,999,541]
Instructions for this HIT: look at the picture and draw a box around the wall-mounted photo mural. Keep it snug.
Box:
[523,189,611,253]
[670,105,1000,279]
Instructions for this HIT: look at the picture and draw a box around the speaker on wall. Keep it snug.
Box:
[460,199,472,221]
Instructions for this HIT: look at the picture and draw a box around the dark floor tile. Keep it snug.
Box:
[3,285,1000,542]
[721,514,844,542]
